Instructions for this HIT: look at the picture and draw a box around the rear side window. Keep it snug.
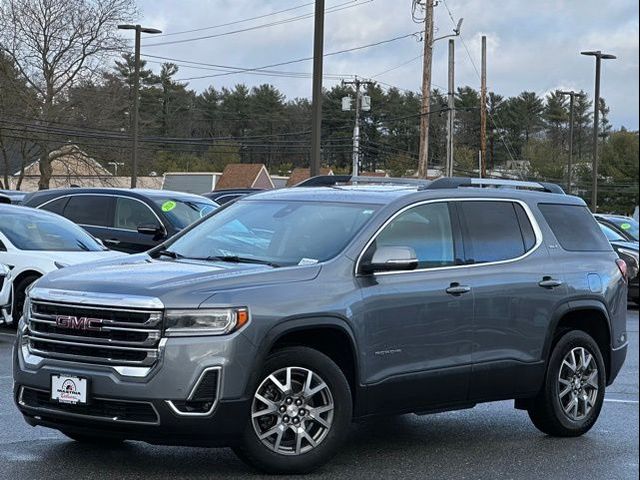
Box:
[539,204,611,252]
[40,197,69,215]
[458,201,534,263]
[64,195,113,227]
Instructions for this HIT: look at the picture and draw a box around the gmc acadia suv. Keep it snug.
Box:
[13,177,628,474]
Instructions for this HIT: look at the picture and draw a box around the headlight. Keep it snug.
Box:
[164,308,249,337]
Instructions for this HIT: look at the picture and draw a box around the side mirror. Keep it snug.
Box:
[360,246,419,274]
[137,224,163,236]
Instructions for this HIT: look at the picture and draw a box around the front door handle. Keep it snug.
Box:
[539,277,563,289]
[103,238,121,246]
[446,283,471,296]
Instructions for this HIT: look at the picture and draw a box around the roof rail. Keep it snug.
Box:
[295,175,429,188]
[423,177,565,194]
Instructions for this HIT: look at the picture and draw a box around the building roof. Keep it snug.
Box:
[285,167,334,187]
[18,145,112,177]
[215,164,274,190]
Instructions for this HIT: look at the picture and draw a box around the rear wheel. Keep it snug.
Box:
[527,330,606,437]
[234,346,352,474]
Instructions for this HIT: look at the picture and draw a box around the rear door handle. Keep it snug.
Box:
[446,283,471,296]
[103,238,121,246]
[539,277,563,289]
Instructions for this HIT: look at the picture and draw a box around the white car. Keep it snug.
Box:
[0,204,126,325]
[0,263,11,322]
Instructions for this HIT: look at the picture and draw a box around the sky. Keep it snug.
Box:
[134,0,640,129]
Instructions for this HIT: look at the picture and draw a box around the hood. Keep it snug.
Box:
[27,249,124,266]
[36,254,322,309]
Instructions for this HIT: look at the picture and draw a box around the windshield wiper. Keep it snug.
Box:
[155,249,183,259]
[201,255,280,268]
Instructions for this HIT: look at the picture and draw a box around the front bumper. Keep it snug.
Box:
[13,331,257,446]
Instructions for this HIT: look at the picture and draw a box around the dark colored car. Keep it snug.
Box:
[14,177,628,474]
[0,193,10,204]
[0,189,27,204]
[595,214,639,243]
[204,188,263,205]
[599,223,639,303]
[23,188,218,253]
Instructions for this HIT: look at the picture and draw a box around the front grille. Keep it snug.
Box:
[20,387,159,424]
[26,300,163,367]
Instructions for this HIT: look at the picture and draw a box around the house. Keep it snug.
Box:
[285,167,333,187]
[215,164,274,190]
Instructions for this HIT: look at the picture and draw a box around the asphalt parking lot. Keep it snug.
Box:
[0,308,637,480]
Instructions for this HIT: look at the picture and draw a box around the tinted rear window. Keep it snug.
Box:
[64,195,113,227]
[539,204,611,252]
[458,201,532,263]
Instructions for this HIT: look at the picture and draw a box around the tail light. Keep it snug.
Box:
[616,258,628,282]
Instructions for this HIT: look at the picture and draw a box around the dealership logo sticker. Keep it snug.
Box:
[56,379,81,404]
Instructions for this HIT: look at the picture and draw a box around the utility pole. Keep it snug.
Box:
[446,39,455,177]
[118,24,162,188]
[558,90,585,194]
[310,0,325,177]
[417,0,435,179]
[480,35,487,178]
[342,77,373,176]
[581,50,616,211]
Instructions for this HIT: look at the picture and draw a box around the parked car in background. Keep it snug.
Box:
[0,190,27,204]
[23,188,218,254]
[0,263,11,323]
[0,205,125,325]
[204,188,262,205]
[599,222,639,304]
[0,194,9,204]
[595,214,639,242]
[13,177,628,474]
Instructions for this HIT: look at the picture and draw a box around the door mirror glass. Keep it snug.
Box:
[361,246,418,274]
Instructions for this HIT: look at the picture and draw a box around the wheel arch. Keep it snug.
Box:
[544,300,612,382]
[249,316,362,415]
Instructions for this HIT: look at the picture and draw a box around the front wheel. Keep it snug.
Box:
[11,274,39,327]
[527,330,606,437]
[234,346,352,474]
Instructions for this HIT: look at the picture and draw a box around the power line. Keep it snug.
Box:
[142,1,370,48]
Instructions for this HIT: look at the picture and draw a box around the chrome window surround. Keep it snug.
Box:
[17,386,160,425]
[166,366,222,417]
[355,197,544,277]
[37,193,167,235]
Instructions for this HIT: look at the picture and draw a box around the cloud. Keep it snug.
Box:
[134,0,639,128]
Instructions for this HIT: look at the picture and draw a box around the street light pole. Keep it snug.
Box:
[118,24,162,188]
[558,90,585,194]
[581,50,616,211]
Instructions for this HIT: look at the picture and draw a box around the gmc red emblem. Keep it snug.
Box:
[55,315,103,332]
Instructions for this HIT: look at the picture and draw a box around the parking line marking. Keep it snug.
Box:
[605,398,639,404]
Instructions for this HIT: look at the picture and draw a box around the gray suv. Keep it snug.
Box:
[13,177,628,474]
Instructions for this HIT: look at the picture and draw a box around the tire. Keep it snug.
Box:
[234,346,352,474]
[63,432,125,445]
[11,274,39,327]
[527,330,606,437]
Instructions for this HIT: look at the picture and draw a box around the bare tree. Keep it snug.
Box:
[0,0,136,189]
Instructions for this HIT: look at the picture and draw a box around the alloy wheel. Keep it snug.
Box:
[557,346,599,421]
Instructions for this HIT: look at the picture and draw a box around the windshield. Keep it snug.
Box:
[609,217,639,241]
[166,200,378,267]
[154,198,218,229]
[599,223,625,242]
[0,211,105,252]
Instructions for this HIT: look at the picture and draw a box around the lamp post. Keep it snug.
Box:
[118,24,162,188]
[580,50,616,211]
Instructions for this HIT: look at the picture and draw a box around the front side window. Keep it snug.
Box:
[0,211,105,251]
[166,200,378,267]
[115,198,160,230]
[372,202,456,269]
[458,201,533,263]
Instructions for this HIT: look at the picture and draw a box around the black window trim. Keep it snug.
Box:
[37,193,166,234]
[355,197,543,277]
